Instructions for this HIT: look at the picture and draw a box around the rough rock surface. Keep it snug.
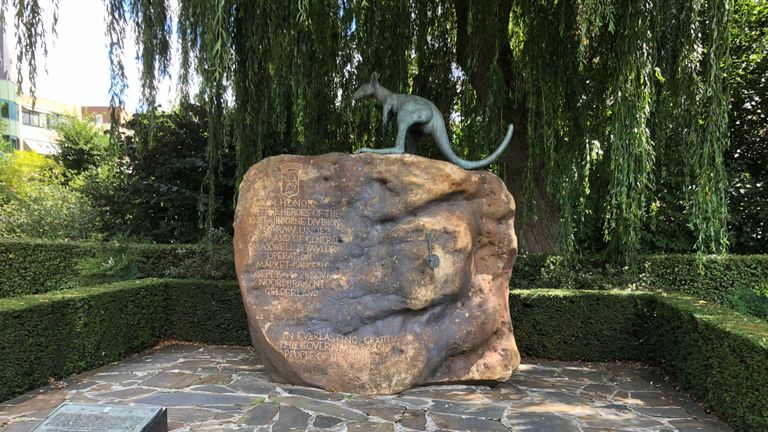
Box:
[233,153,520,394]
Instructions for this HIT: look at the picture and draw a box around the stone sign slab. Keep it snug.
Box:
[32,403,167,432]
[233,153,520,394]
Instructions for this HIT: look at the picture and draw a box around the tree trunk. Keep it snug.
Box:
[454,0,559,254]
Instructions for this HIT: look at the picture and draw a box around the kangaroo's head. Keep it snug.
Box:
[352,72,380,101]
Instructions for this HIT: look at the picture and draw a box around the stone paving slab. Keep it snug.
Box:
[0,343,734,432]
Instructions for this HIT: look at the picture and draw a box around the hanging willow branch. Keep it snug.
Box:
[691,0,731,253]
[7,0,735,260]
[0,0,58,101]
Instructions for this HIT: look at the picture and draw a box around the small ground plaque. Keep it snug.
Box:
[32,403,167,432]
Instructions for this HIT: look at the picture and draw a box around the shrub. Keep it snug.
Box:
[0,151,99,241]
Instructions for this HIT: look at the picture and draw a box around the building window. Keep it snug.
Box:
[95,114,104,124]
[21,108,49,128]
[1,103,8,119]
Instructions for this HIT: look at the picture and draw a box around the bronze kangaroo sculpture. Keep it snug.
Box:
[352,72,514,170]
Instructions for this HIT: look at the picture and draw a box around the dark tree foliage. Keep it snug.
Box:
[85,104,237,243]
[4,0,748,262]
[727,0,767,253]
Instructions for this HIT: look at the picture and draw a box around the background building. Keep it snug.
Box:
[0,25,127,155]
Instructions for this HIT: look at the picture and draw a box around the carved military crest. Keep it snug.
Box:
[280,163,302,197]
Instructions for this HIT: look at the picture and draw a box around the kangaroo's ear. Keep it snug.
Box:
[371,72,379,85]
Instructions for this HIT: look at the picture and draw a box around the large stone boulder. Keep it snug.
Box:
[233,153,520,394]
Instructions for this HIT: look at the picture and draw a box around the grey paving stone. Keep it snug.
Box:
[635,406,694,418]
[89,372,141,383]
[312,414,343,428]
[516,365,563,378]
[429,400,506,420]
[430,412,509,432]
[186,384,236,394]
[167,406,234,423]
[0,392,65,417]
[558,369,607,383]
[138,371,202,389]
[173,359,217,371]
[237,402,280,426]
[396,397,432,408]
[0,420,39,432]
[230,377,277,394]
[615,375,664,392]
[581,428,633,432]
[506,412,581,431]
[90,387,156,400]
[399,409,427,430]
[63,393,101,404]
[274,395,367,421]
[512,375,583,392]
[133,391,256,407]
[614,390,676,407]
[344,400,404,422]
[346,421,394,431]
[400,389,487,402]
[540,390,592,405]
[272,405,310,431]
[58,379,101,392]
[669,418,732,432]
[282,385,347,401]
[192,372,233,386]
[579,412,667,429]
[582,383,617,396]
[0,344,736,432]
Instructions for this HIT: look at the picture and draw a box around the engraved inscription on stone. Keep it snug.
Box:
[246,195,347,295]
[33,403,167,432]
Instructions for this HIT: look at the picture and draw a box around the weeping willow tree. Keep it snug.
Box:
[4,0,733,262]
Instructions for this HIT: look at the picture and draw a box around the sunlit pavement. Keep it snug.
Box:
[0,344,733,431]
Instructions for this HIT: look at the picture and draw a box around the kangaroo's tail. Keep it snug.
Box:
[436,123,514,170]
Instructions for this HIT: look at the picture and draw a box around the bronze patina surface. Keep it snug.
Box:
[233,152,520,394]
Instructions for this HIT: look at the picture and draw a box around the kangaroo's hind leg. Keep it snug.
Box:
[355,119,410,155]
[405,131,418,154]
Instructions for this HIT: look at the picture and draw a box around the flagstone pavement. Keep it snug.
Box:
[0,343,733,432]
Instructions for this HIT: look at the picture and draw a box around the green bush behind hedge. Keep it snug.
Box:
[0,239,235,298]
[512,254,768,319]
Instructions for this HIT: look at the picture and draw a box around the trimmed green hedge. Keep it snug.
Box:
[2,278,766,429]
[510,289,768,431]
[4,240,766,319]
[512,254,768,319]
[164,280,249,345]
[0,239,235,298]
[648,294,768,431]
[508,289,653,361]
[0,279,247,401]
